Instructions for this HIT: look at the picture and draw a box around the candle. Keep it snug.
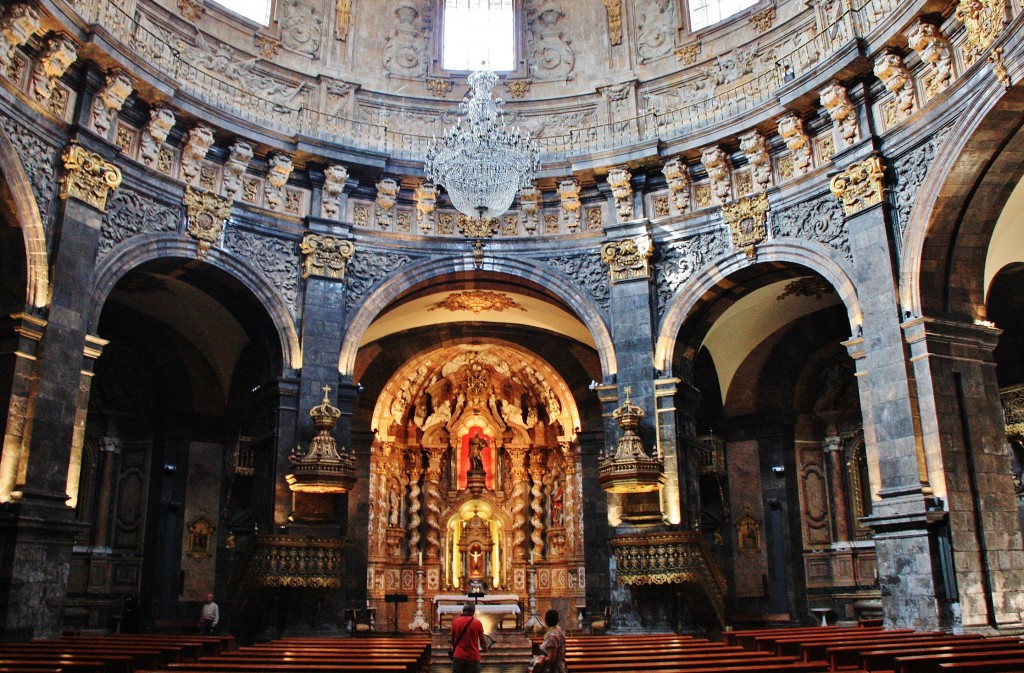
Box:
[418,550,423,567]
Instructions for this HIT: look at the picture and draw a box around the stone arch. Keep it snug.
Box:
[654,241,862,372]
[89,234,300,372]
[0,126,49,309]
[339,254,615,379]
[899,76,1024,321]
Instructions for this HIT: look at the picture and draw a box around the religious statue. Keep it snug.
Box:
[468,434,486,472]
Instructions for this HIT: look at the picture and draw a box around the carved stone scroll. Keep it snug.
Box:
[184,186,231,257]
[31,35,76,102]
[819,81,860,149]
[223,141,253,200]
[830,156,886,216]
[265,153,294,211]
[723,192,770,257]
[607,167,633,221]
[662,158,690,214]
[906,20,955,99]
[558,179,581,231]
[873,51,917,123]
[601,235,653,283]
[300,234,355,280]
[701,145,732,205]
[321,164,348,220]
[181,126,215,186]
[60,143,123,212]
[739,131,773,191]
[0,4,40,70]
[91,71,133,136]
[776,113,812,177]
[141,106,176,169]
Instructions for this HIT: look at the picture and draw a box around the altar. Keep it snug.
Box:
[433,593,521,632]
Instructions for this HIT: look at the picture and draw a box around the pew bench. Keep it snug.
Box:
[892,649,1024,673]
[860,641,1024,671]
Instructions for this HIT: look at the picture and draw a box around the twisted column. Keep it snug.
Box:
[529,449,546,561]
[407,465,423,559]
[424,446,444,560]
[508,446,529,560]
[560,441,579,553]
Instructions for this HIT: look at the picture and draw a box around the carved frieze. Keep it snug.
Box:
[281,0,322,56]
[344,249,415,312]
[504,80,532,99]
[31,35,77,103]
[955,0,1006,58]
[543,252,610,312]
[184,186,231,256]
[140,106,176,169]
[91,71,133,136]
[739,130,773,191]
[99,187,179,259]
[775,113,812,177]
[526,1,575,81]
[558,178,581,231]
[771,193,849,262]
[654,230,729,314]
[414,181,437,233]
[635,0,676,62]
[265,153,294,211]
[830,156,886,217]
[601,235,653,283]
[224,229,299,316]
[607,167,633,221]
[181,126,215,186]
[906,20,955,99]
[300,234,355,280]
[178,37,304,109]
[891,127,951,255]
[2,113,57,227]
[675,42,700,65]
[223,141,253,201]
[701,145,732,205]
[602,0,622,46]
[662,157,690,215]
[520,184,541,235]
[321,164,348,220]
[382,2,430,79]
[873,51,917,124]
[60,143,122,212]
[0,4,40,70]
[428,290,527,313]
[723,192,769,257]
[750,5,775,32]
[819,81,859,149]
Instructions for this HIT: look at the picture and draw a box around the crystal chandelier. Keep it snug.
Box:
[425,70,539,220]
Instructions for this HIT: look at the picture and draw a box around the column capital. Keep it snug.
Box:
[59,143,122,213]
[830,155,886,217]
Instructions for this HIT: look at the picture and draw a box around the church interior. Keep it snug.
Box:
[3,0,1024,657]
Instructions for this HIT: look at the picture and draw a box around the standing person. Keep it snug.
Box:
[534,609,567,673]
[199,593,219,635]
[450,602,487,673]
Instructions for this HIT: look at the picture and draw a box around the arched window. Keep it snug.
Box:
[211,0,272,25]
[442,0,516,71]
[689,0,759,31]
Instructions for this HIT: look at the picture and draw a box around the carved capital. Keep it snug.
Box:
[601,235,653,283]
[607,167,633,221]
[301,234,355,280]
[830,156,886,216]
[91,71,133,136]
[184,186,231,255]
[723,192,769,257]
[60,143,122,212]
[819,81,859,148]
[700,145,732,205]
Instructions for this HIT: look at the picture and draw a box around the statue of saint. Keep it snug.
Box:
[468,434,486,472]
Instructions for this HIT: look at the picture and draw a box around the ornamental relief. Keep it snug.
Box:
[223,229,300,318]
[634,0,676,63]
[723,193,770,258]
[427,291,527,314]
[178,35,305,110]
[541,253,610,313]
[830,156,886,217]
[280,0,322,57]
[344,250,416,313]
[60,144,123,212]
[99,187,180,260]
[183,187,231,257]
[654,229,729,316]
[770,192,850,263]
[300,234,355,280]
[382,1,431,80]
[1,113,59,231]
[890,126,952,258]
[526,0,575,81]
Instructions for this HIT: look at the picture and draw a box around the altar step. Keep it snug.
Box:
[430,630,536,666]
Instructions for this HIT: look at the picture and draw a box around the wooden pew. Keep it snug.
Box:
[860,641,1024,671]
[797,631,950,661]
[894,649,1024,673]
[767,628,911,656]
[938,659,1024,672]
[827,634,994,669]
[726,625,839,648]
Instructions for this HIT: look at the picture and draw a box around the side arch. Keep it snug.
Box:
[654,242,862,371]
[0,126,49,309]
[89,234,301,373]
[339,254,616,379]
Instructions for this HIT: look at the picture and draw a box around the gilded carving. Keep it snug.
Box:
[723,192,769,258]
[701,145,732,205]
[115,125,135,154]
[955,0,1006,58]
[662,157,690,214]
[520,184,540,235]
[906,20,955,99]
[428,291,527,314]
[265,153,294,211]
[300,234,355,280]
[61,143,123,212]
[873,51,916,122]
[544,212,559,234]
[1002,384,1024,438]
[750,5,775,32]
[321,164,349,220]
[675,42,700,65]
[426,79,452,98]
[653,195,669,218]
[255,35,281,60]
[776,113,812,177]
[414,181,437,233]
[586,207,602,230]
[335,0,353,41]
[140,106,176,169]
[92,71,133,136]
[601,235,653,283]
[607,167,633,221]
[0,4,40,70]
[830,156,886,216]
[504,80,532,99]
[285,189,302,215]
[819,81,859,148]
[181,125,215,186]
[184,186,231,257]
[990,46,1010,89]
[602,0,622,45]
[223,141,253,200]
[457,213,498,239]
[502,214,518,236]
[558,178,581,231]
[396,210,411,232]
[739,130,773,191]
[31,35,77,103]
[695,184,712,209]
[178,0,203,22]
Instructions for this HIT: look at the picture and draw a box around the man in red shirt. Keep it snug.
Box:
[450,602,487,673]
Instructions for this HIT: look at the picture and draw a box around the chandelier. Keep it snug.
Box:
[425,70,539,220]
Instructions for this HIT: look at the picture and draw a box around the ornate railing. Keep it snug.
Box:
[1001,384,1024,439]
[247,534,345,588]
[59,0,905,162]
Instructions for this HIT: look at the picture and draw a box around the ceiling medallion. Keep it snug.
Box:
[427,290,528,314]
